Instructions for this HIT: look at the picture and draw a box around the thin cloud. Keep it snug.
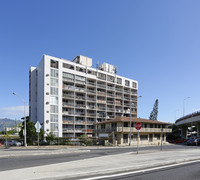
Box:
[0,105,29,120]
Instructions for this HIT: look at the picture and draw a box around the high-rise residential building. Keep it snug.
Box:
[29,55,138,137]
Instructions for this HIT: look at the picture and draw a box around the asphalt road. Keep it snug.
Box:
[0,144,199,172]
[99,161,200,180]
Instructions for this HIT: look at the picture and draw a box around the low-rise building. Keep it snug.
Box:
[97,117,172,145]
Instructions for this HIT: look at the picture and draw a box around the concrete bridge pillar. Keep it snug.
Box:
[197,123,200,137]
[181,126,188,139]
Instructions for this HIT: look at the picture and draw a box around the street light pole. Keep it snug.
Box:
[183,97,190,116]
[13,93,27,147]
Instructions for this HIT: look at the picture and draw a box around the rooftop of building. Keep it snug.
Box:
[97,117,171,125]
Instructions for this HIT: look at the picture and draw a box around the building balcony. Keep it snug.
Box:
[75,120,86,125]
[63,77,74,82]
[116,88,123,92]
[63,111,74,115]
[62,103,74,108]
[75,105,86,109]
[63,85,74,91]
[75,87,86,93]
[116,127,172,133]
[87,98,96,102]
[62,120,74,124]
[75,96,85,100]
[97,84,106,89]
[87,121,95,125]
[87,82,96,86]
[87,113,96,117]
[97,100,106,104]
[63,95,74,99]
[107,86,115,91]
[87,90,96,94]
[63,128,74,133]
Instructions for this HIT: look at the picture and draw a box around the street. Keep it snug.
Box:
[91,161,200,180]
[0,144,199,171]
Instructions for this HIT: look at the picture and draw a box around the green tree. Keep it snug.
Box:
[149,99,159,120]
[19,119,44,145]
[46,132,56,145]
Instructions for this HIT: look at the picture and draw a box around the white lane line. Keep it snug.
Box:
[79,159,200,180]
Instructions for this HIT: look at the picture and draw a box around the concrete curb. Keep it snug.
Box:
[0,149,91,158]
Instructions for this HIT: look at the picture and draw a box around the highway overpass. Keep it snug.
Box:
[175,111,200,138]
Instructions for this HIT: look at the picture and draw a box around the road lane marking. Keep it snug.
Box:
[79,159,200,180]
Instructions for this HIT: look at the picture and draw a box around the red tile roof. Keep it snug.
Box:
[97,117,170,125]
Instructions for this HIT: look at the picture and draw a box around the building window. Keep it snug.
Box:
[101,124,105,129]
[50,114,58,122]
[124,122,128,127]
[88,70,97,75]
[63,72,74,81]
[50,96,58,105]
[98,73,106,80]
[132,82,137,88]
[107,75,115,82]
[117,78,122,84]
[51,69,58,78]
[76,66,86,73]
[125,80,130,86]
[155,134,160,140]
[50,87,58,95]
[51,78,58,87]
[63,63,74,70]
[50,105,58,113]
[75,75,86,83]
[140,135,148,141]
[50,123,58,131]
[150,124,154,128]
[51,60,58,69]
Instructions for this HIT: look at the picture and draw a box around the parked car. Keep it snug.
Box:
[172,139,186,143]
[187,138,196,146]
[194,137,200,146]
[7,140,22,146]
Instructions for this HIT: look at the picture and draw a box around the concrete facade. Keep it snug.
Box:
[176,111,200,138]
[97,117,172,146]
[30,55,138,137]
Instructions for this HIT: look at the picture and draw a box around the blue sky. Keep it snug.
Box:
[0,0,200,122]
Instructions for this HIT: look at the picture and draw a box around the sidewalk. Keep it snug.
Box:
[0,148,200,180]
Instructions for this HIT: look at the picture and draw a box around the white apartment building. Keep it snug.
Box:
[29,55,138,138]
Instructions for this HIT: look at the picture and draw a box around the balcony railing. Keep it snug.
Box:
[107,86,115,90]
[63,95,74,99]
[75,87,86,92]
[87,98,96,101]
[75,96,85,100]
[116,88,123,92]
[116,127,172,133]
[87,82,96,86]
[63,111,74,115]
[63,103,74,107]
[97,100,106,104]
[62,120,74,124]
[97,84,106,88]
[75,120,86,124]
[87,90,96,94]
[63,128,74,132]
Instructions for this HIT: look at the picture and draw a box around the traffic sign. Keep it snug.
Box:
[135,122,142,130]
[35,121,41,133]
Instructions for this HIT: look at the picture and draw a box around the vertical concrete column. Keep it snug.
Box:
[181,126,187,139]
[197,123,200,137]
